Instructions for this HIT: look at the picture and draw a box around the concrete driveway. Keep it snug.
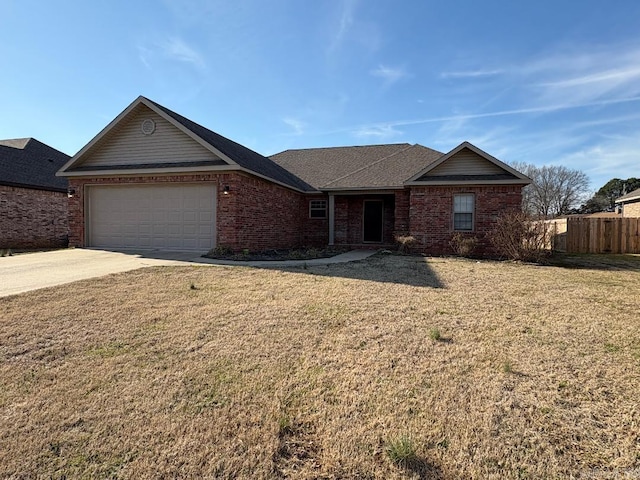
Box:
[0,248,377,298]
[0,249,206,298]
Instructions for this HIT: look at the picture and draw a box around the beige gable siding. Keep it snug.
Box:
[78,105,221,168]
[428,148,505,176]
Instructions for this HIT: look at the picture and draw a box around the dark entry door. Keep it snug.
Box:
[363,200,383,242]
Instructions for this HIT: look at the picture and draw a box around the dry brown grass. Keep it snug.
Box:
[1,253,639,479]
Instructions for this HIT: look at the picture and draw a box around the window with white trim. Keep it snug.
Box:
[309,200,327,219]
[453,194,474,231]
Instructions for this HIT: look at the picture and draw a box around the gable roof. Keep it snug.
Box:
[270,143,443,190]
[58,96,315,192]
[615,187,640,204]
[0,138,70,192]
[406,141,531,185]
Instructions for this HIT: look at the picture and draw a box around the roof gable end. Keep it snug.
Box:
[58,96,314,192]
[406,141,531,185]
[57,97,236,176]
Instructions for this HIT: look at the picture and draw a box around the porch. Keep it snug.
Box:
[326,191,409,248]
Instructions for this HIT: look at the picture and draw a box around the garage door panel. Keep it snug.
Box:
[88,184,216,251]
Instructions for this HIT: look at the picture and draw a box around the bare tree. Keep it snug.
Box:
[510,162,590,218]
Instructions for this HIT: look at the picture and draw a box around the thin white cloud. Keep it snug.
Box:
[559,134,640,183]
[353,124,402,138]
[137,36,206,71]
[440,44,640,109]
[138,45,152,69]
[282,117,306,135]
[526,46,640,106]
[370,64,408,84]
[341,95,640,134]
[440,69,504,78]
[304,94,640,149]
[329,0,358,52]
[161,37,206,69]
[538,66,640,88]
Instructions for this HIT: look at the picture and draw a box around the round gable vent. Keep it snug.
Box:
[141,118,156,135]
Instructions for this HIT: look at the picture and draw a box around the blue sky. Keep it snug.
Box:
[1,0,640,191]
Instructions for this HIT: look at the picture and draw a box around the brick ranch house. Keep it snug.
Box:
[57,96,531,255]
[1,138,70,249]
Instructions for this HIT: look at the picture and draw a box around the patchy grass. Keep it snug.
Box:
[0,254,639,479]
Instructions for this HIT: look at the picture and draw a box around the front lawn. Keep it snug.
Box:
[1,254,638,479]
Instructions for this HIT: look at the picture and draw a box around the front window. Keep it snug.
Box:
[453,194,474,231]
[309,200,327,219]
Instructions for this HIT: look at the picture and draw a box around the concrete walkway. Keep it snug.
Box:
[0,248,377,297]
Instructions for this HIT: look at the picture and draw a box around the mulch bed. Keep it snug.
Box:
[204,247,351,262]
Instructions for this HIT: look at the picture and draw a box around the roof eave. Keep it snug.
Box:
[58,164,315,194]
[615,195,640,204]
[319,186,403,194]
[405,179,532,186]
[59,164,242,178]
[0,181,67,193]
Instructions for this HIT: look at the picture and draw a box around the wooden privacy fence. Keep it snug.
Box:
[548,217,640,254]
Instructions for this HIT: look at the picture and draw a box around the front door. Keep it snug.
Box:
[363,200,383,243]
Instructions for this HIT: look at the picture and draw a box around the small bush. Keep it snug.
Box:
[489,212,550,262]
[386,435,417,467]
[395,235,417,254]
[207,245,233,256]
[450,233,478,257]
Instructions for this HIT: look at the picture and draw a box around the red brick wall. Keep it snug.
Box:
[0,185,68,249]
[409,185,524,255]
[220,174,305,251]
[393,189,410,236]
[67,173,306,251]
[301,195,329,247]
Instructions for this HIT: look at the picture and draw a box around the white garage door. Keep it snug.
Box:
[87,184,216,251]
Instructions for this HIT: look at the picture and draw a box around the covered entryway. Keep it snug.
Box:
[86,183,216,251]
[329,194,395,246]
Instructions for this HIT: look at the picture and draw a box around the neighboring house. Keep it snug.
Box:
[57,96,531,255]
[615,188,640,217]
[0,138,70,249]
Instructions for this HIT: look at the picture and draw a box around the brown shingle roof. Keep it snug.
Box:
[270,143,443,190]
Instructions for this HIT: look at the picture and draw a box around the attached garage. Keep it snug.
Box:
[86,183,216,251]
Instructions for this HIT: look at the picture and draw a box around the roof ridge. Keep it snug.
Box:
[272,142,412,156]
[322,144,415,188]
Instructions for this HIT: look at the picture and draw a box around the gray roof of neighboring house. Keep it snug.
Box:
[0,138,69,192]
[615,187,640,203]
[270,143,443,190]
[146,98,315,192]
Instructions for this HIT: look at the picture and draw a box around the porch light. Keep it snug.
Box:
[67,186,76,198]
[223,185,230,195]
